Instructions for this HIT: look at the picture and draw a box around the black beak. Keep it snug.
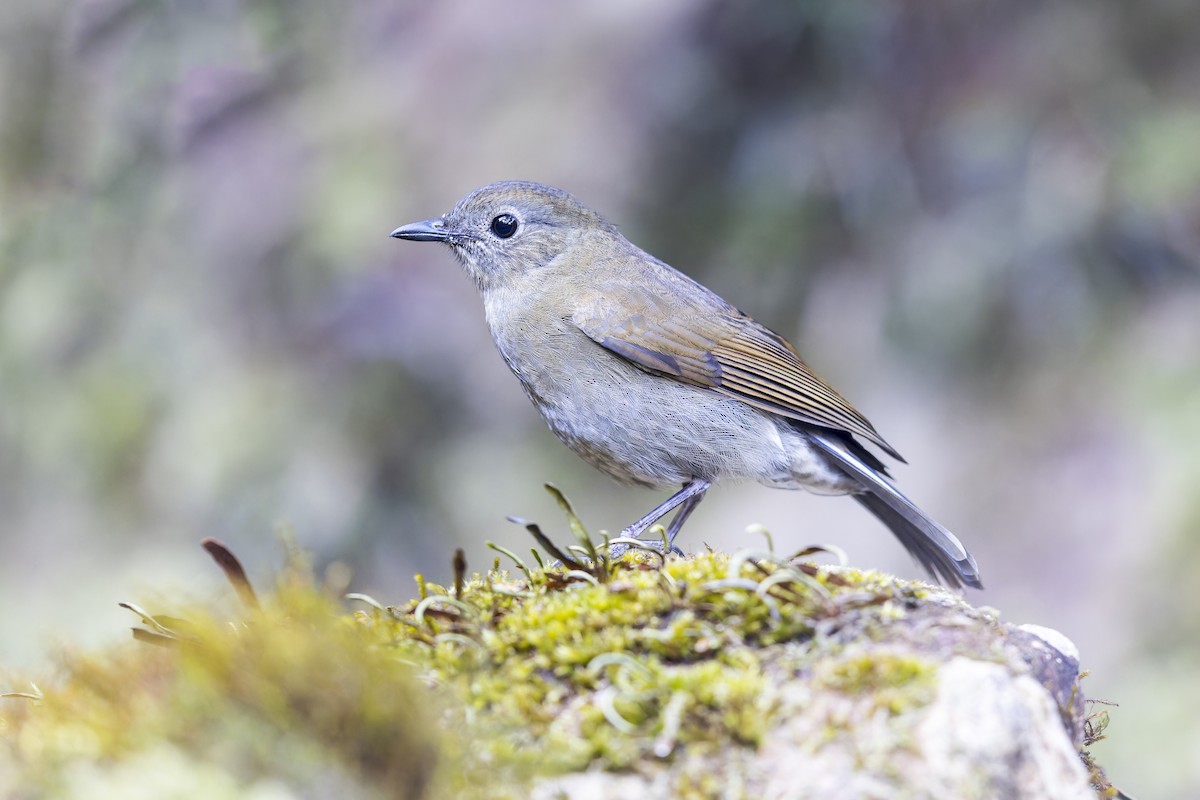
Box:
[390,218,453,242]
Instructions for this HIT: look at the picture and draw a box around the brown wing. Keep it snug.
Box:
[574,294,905,462]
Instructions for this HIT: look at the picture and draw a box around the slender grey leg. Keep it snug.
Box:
[665,483,708,546]
[622,478,712,541]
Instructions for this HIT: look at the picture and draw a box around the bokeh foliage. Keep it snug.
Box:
[1,1,1198,797]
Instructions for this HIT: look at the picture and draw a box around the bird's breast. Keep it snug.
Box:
[481,290,810,489]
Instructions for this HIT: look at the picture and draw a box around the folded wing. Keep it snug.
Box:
[573,284,904,461]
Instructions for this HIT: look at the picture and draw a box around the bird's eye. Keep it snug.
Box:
[490,213,518,239]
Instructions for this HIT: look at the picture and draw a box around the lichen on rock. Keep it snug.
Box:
[1,526,1117,799]
[389,539,1103,799]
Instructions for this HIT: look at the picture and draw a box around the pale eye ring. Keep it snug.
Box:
[490,213,518,239]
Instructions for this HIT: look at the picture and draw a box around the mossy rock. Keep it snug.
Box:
[1,539,1117,799]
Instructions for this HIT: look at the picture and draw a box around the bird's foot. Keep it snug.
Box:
[604,534,684,561]
[546,535,682,569]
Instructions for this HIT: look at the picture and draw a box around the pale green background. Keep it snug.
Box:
[2,2,1198,797]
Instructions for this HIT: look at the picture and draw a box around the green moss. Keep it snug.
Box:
[816,650,937,715]
[3,578,438,799]
[3,528,1094,799]
[353,545,955,796]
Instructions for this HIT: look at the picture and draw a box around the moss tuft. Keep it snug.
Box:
[3,523,1110,799]
[3,571,438,799]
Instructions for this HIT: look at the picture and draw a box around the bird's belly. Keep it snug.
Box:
[539,388,781,486]
[489,319,858,494]
[522,357,848,492]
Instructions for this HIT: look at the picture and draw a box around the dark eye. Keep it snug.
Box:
[490,213,518,239]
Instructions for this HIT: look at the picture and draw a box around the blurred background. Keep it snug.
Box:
[2,0,1198,795]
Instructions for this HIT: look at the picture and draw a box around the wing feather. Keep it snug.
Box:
[574,290,904,461]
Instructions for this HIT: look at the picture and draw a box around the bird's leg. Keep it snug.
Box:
[665,483,708,547]
[622,478,711,542]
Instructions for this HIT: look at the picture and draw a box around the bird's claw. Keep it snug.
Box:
[546,538,682,569]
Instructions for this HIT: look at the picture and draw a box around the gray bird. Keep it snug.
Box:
[391,181,981,589]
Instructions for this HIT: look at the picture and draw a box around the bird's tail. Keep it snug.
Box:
[809,431,982,589]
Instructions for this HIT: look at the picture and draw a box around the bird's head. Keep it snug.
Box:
[391,180,614,292]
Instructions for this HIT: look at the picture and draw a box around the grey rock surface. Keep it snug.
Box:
[533,584,1097,800]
